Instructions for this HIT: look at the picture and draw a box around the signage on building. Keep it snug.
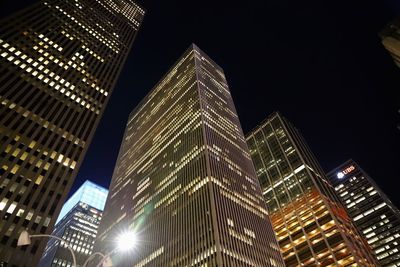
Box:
[337,165,355,179]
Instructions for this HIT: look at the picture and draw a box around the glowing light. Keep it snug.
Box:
[117,231,137,252]
[337,165,355,179]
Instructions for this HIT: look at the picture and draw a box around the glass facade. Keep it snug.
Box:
[38,181,108,267]
[95,44,285,267]
[56,180,108,224]
[0,0,143,265]
[246,112,379,266]
[328,160,400,266]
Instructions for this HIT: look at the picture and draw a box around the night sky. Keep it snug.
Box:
[2,1,400,206]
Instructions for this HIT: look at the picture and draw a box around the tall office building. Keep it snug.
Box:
[38,180,108,267]
[380,17,400,68]
[246,112,378,266]
[0,0,144,265]
[328,160,400,266]
[96,44,285,267]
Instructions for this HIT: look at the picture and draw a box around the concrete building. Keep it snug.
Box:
[95,44,285,267]
[0,0,143,265]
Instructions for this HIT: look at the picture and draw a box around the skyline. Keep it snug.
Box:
[77,0,400,209]
[2,0,400,210]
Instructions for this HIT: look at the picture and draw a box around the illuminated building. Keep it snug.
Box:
[381,17,400,68]
[328,159,400,266]
[246,112,379,266]
[38,180,108,267]
[0,0,143,265]
[95,44,285,267]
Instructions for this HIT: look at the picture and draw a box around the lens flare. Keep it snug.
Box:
[117,232,137,252]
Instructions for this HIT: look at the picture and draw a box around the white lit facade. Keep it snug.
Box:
[95,44,285,267]
[328,159,400,266]
[38,181,108,267]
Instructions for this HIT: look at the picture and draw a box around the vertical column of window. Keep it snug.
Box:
[259,123,299,266]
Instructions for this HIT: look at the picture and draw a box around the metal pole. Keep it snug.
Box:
[30,234,77,267]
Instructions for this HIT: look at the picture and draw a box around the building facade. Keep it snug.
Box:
[38,180,108,267]
[0,0,143,265]
[95,44,285,267]
[328,160,400,266]
[381,17,400,68]
[246,112,378,266]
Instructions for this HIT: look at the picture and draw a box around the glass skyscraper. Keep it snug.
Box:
[0,0,143,265]
[328,159,400,266]
[246,112,378,266]
[95,44,285,266]
[38,180,108,267]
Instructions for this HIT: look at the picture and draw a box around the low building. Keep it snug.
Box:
[38,180,108,267]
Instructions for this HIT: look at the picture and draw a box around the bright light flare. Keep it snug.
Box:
[117,231,137,252]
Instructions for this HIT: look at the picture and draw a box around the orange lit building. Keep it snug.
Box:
[246,112,379,266]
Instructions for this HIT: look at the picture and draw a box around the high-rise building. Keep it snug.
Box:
[246,112,378,266]
[38,180,108,267]
[0,0,144,265]
[380,17,400,68]
[327,159,400,266]
[95,44,285,267]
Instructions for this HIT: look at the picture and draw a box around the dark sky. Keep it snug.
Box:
[2,1,400,206]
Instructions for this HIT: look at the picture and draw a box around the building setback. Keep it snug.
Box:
[0,0,143,265]
[328,160,400,266]
[95,44,285,267]
[38,180,108,267]
[246,112,379,266]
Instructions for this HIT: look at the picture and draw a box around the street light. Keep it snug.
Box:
[84,231,138,267]
[116,231,137,252]
[82,252,105,267]
[17,230,77,267]
[95,255,113,267]
[82,251,113,267]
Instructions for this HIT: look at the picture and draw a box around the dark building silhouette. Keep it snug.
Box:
[0,0,143,265]
[246,112,379,266]
[95,44,285,267]
[328,160,400,266]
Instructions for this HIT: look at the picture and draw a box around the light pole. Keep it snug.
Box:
[84,231,138,267]
[82,251,106,267]
[82,251,114,267]
[17,230,77,267]
[94,253,113,267]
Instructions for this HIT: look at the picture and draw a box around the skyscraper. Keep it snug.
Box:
[0,0,144,265]
[96,44,285,267]
[380,17,400,68]
[328,160,400,266]
[246,112,378,266]
[38,180,108,267]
